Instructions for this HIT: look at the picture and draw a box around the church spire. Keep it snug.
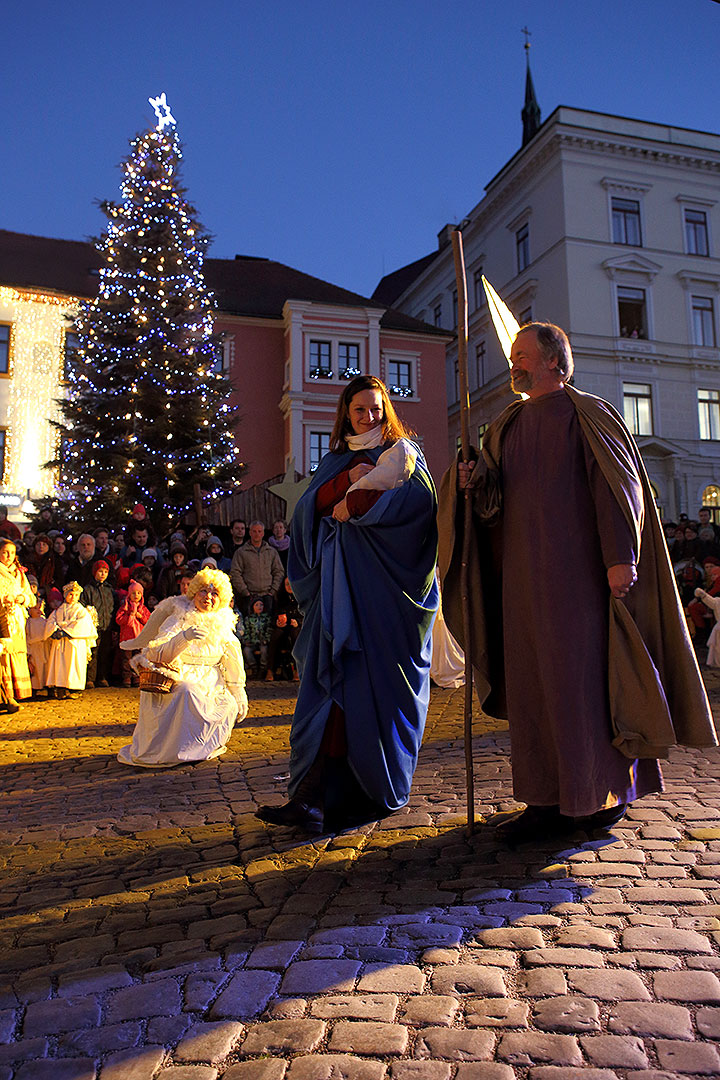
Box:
[521,27,541,147]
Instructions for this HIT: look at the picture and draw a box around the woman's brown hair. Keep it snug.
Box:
[329,376,415,452]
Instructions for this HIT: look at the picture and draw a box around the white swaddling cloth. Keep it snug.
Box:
[346,437,417,495]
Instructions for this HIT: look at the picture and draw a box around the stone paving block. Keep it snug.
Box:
[174,1020,244,1063]
[608,1001,693,1039]
[414,1027,495,1060]
[622,926,713,952]
[697,1005,720,1038]
[310,995,398,1021]
[357,964,425,994]
[246,941,304,969]
[0,1010,15,1042]
[579,1034,649,1068]
[554,925,618,949]
[497,1032,583,1066]
[57,967,133,996]
[655,1038,720,1073]
[400,995,459,1026]
[0,1038,49,1065]
[527,1071,619,1080]
[14,1062,96,1080]
[159,1068,220,1080]
[210,970,281,1020]
[280,960,360,996]
[474,927,545,949]
[240,1019,326,1055]
[516,970,567,997]
[532,996,600,1033]
[390,1064,452,1079]
[309,927,387,946]
[454,1067,514,1080]
[24,994,101,1036]
[654,969,720,1002]
[430,964,506,996]
[222,1063,287,1080]
[265,999,307,1020]
[184,971,229,1012]
[147,1016,191,1045]
[61,1020,142,1056]
[286,1055,386,1079]
[99,1045,167,1079]
[522,948,606,968]
[567,969,651,1000]
[107,978,182,1022]
[329,1020,408,1055]
[465,998,530,1027]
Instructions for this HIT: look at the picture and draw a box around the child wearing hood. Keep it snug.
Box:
[116,580,150,687]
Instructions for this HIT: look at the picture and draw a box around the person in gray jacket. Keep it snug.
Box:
[230,521,284,614]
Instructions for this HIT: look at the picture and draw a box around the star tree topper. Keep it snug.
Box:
[149,93,176,131]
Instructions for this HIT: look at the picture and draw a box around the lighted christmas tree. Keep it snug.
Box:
[52,93,241,530]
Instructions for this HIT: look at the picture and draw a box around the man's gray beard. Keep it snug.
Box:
[511,369,531,393]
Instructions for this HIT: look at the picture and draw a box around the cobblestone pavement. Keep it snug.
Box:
[2,670,720,1080]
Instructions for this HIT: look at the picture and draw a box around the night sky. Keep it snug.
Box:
[4,0,719,298]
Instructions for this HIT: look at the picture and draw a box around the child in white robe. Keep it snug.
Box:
[695,586,720,667]
[45,581,97,698]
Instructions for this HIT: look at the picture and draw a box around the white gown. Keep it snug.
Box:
[44,602,97,690]
[430,571,465,689]
[117,600,247,768]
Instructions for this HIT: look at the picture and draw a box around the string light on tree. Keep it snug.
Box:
[51,94,243,528]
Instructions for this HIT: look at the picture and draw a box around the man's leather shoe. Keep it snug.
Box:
[494,804,574,843]
[255,798,324,834]
[574,804,627,832]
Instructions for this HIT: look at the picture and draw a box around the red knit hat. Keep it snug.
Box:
[93,559,109,573]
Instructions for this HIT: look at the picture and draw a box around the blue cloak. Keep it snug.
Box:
[287,441,439,812]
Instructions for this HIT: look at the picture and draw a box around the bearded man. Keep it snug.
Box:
[439,322,716,842]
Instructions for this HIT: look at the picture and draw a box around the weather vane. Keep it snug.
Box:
[148,93,176,131]
[522,26,531,52]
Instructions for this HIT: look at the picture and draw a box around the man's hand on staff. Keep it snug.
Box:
[457,461,477,490]
[608,563,637,599]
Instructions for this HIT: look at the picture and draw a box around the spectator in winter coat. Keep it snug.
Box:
[230,521,284,614]
[116,581,150,687]
[81,560,117,687]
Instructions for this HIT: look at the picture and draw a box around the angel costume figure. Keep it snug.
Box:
[44,581,97,698]
[257,375,438,833]
[0,538,34,706]
[117,568,248,768]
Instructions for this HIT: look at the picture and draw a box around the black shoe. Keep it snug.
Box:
[3,702,19,713]
[494,804,574,844]
[575,804,628,833]
[255,798,324,834]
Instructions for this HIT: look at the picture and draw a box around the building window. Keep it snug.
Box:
[0,324,10,376]
[387,359,413,397]
[473,268,484,308]
[618,287,648,339]
[309,431,330,471]
[612,198,642,246]
[516,224,530,272]
[309,340,332,379]
[63,330,81,382]
[699,390,720,441]
[477,423,487,444]
[685,209,709,256]
[702,484,720,514]
[475,341,486,388]
[0,429,6,481]
[518,306,533,325]
[338,342,360,379]
[623,382,653,436]
[433,304,442,327]
[452,290,458,328]
[692,296,716,347]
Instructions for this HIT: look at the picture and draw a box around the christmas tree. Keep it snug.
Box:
[52,93,242,531]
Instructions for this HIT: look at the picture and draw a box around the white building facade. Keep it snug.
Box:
[376,107,720,522]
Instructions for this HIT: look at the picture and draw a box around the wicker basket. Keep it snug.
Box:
[138,668,175,694]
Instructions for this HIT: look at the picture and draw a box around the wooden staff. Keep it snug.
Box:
[451,229,475,835]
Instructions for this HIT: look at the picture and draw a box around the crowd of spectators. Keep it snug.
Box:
[0,502,302,702]
[665,507,720,656]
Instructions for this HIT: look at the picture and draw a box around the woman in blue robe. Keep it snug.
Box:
[256,375,439,833]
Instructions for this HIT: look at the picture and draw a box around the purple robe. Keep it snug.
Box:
[501,390,662,816]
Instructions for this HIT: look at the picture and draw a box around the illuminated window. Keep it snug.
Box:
[309,431,330,472]
[618,287,648,339]
[692,296,716,347]
[338,343,360,379]
[387,359,412,397]
[699,389,720,440]
[516,224,530,272]
[309,340,332,379]
[63,330,81,382]
[211,337,230,376]
[612,198,642,246]
[623,382,653,436]
[0,324,10,375]
[685,209,709,256]
[477,422,487,443]
[0,429,6,480]
[702,483,720,512]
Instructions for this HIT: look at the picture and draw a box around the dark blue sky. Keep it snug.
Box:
[4,0,719,298]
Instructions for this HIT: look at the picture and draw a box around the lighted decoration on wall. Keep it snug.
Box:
[148,93,176,131]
